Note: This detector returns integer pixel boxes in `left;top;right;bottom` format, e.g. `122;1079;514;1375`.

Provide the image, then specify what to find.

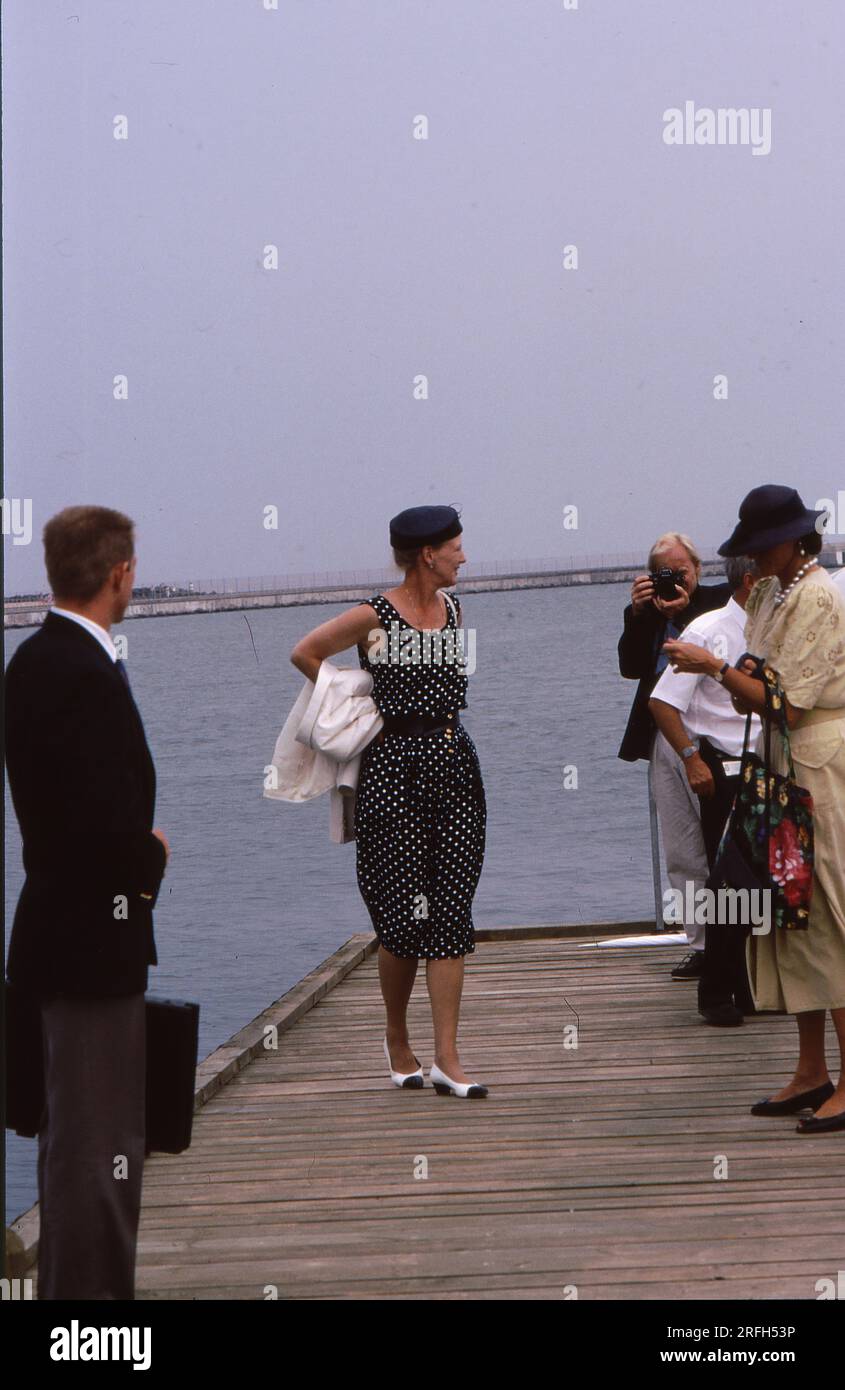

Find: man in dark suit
5;505;170;1299
617;532;731;977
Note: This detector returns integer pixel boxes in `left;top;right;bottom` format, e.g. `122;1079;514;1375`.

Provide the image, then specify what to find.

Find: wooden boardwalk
27;931;845;1300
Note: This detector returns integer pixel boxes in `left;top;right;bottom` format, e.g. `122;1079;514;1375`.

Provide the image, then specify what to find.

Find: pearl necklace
773;557;818;606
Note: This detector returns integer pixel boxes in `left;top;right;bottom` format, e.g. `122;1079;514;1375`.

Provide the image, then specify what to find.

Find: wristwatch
680;743;699;760
712;661;730;683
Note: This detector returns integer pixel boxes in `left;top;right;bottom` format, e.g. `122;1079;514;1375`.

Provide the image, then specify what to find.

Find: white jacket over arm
264;660;383;842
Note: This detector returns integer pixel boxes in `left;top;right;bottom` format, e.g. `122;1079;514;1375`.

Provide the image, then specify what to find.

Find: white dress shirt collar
50;606;118;663
723;595;746;628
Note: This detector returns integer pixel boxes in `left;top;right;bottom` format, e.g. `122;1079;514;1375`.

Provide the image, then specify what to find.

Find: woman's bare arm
662;641;803;729
722;666;802;729
290;603;381;682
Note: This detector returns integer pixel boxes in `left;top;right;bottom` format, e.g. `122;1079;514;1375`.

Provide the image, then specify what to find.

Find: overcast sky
3;0;843;593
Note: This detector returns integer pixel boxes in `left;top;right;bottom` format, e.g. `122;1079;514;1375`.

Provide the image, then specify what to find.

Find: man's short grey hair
648;532;701;571
724;554;759;591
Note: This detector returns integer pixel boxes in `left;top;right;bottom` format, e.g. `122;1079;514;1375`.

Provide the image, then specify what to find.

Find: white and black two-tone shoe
383;1036;424;1089
429;1062;488;1098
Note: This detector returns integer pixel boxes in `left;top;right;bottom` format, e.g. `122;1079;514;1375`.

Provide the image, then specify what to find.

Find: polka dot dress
354;592;486;959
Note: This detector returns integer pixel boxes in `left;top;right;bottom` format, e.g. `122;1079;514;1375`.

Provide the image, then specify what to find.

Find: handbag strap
729;665;798;902
739;710;754;765
762;669;773;850
440;589;459;626
736;661;776;859
761;664;798;781
759;666;801;864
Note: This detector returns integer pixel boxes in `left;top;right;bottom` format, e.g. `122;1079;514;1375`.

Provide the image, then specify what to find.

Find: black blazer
617;581;733;762
5;611;167;997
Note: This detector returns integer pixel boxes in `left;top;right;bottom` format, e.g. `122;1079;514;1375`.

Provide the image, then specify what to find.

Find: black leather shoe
700;1003;744;1027
750;1081;834;1116
671;951;704;980
796;1107;845;1134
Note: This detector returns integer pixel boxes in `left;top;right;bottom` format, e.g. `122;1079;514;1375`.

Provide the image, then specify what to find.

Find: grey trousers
37;992;146;1300
650;731;709;950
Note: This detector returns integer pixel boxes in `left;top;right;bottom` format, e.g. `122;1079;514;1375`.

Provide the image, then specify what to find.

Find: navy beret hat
718;485;825;556
389;505;462;549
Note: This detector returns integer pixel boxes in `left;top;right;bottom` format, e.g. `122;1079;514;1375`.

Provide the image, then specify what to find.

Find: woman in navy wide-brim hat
291;505;489;1098
665;485;845;1134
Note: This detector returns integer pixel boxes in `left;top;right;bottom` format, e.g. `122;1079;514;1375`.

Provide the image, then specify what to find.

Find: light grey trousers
37;992;146;1300
649;731;709;950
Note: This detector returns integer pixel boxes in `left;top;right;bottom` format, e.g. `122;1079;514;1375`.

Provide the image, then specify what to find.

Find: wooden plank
23;932;845;1300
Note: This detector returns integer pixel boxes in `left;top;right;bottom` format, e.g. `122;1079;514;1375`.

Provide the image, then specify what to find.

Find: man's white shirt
651;595;761;757
50;607;117;663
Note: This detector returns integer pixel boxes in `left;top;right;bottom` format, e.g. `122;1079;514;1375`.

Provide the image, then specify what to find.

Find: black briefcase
144;996;200;1154
4;984;200;1155
4;982;44;1139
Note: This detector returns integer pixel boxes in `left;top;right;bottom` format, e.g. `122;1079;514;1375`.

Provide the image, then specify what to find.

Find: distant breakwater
0;560;767;629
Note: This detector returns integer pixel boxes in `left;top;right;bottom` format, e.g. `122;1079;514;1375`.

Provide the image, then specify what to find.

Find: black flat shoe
700;1003;744;1027
671;951;704;980
796;1108;845;1134
750;1081;834;1116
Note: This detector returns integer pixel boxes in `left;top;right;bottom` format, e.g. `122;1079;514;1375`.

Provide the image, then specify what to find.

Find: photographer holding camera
618;533;731;977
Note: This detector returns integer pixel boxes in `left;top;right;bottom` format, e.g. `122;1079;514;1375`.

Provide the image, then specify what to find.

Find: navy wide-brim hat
389;505;462;549
718;485;825;557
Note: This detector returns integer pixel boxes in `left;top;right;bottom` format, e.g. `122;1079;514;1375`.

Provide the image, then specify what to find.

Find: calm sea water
4;582;656;1219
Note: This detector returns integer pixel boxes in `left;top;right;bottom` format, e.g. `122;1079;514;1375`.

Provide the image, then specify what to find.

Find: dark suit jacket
617;581;733;762
5;611;167;997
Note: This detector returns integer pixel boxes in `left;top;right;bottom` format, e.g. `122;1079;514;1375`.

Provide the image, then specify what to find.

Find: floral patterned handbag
708;661;814;929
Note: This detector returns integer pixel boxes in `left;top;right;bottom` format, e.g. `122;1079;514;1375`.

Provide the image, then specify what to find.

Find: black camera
650;566;685;602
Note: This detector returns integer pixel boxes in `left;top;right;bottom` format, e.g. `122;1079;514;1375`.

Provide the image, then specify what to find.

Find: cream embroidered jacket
264;660;383;843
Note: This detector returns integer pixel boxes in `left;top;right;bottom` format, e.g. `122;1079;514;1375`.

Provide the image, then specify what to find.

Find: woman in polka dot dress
290;506;488;1097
